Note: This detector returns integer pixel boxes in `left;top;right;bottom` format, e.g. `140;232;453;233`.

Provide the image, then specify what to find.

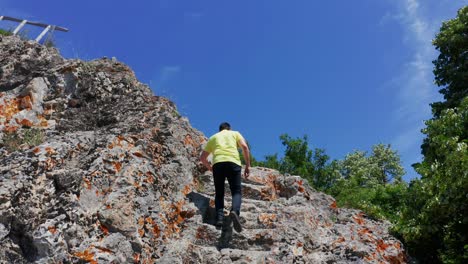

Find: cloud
385;0;462;177
159;66;181;84
150;66;181;95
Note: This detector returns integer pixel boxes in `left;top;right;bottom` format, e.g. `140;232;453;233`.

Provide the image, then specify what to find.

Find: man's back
205;130;244;166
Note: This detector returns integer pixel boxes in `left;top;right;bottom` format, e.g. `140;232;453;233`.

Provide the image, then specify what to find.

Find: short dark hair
219;122;231;131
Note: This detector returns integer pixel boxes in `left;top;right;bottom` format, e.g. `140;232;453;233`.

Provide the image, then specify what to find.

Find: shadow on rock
187;192;217;226
217;215;234;250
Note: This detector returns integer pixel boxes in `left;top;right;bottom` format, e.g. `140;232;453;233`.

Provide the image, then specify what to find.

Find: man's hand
238;138;251;179
200;151;212;172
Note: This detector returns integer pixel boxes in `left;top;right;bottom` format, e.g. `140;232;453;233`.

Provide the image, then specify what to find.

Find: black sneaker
230;211;242;232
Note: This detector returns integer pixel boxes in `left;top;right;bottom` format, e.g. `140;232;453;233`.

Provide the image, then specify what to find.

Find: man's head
219;122;231;131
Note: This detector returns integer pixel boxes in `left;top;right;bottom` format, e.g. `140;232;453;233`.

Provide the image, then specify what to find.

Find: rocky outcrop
0;35;406;263
186;168;406;263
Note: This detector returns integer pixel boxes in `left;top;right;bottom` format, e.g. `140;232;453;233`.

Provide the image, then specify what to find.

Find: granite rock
0;35;406;263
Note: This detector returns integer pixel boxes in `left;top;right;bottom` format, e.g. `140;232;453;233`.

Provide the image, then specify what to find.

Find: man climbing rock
200;122;250;232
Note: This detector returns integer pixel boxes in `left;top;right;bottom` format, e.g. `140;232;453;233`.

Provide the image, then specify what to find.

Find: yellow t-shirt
204;130;244;166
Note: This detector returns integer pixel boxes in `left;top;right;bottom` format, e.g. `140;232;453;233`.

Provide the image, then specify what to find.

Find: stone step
190;223;274;252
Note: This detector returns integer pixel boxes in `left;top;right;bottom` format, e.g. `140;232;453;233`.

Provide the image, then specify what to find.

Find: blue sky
1;0;466;180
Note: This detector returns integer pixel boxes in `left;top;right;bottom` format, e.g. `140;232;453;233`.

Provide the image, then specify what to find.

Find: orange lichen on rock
365;252;377;261
377;239;389;252
43;157;56;170
160;200;191;238
113;162;122;172
297;185;305;193
152;223;161;238
195;226;213;242
38;115;49;127
184;134;194;146
182;185;191;195
2;98;20;121
332;237;346;247
260;186;278;201
394;242;401;249
330;201;338;209
94;246;113;253
145;217;153;225
258;213;277;228
138;217;145;229
358;227;372;236
133;151;144;158
145;171;155;184
258;174;280;201
133;253;141;264
45;147;55;155
353;213;366;225
3;124;18;132
296;179;306;192
17;118;33;127
384;251;407;264
116;135;125;146
47;226;57;234
19;95;32;110
99;224;109;235
83;178;92;190
74;250;97;264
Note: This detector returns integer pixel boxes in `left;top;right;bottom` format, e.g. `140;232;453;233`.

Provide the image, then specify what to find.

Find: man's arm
200;151;212;172
238;138;251;177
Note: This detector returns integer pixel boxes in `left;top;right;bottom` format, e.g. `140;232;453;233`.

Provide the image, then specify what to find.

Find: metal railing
0;15;68;42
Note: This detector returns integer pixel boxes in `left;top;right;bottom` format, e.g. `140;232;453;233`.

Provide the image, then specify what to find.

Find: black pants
213;162;242;216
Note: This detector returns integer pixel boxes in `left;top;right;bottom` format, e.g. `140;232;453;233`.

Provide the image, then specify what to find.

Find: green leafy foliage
392;7;468;263
395;98;468;263
329;145;406;221
256;135;407;221
431;6;468;118
330;179;407;222
256;134;339;191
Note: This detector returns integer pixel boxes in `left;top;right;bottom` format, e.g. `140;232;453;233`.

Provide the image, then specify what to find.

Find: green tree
394;7;468;263
431;6;468;118
340;150;374;186
256;134;338;191
330;145;406;221
278;134;315;177
258;153;281;170
338;144;404;187
369;144;405;184
397;99;468;263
